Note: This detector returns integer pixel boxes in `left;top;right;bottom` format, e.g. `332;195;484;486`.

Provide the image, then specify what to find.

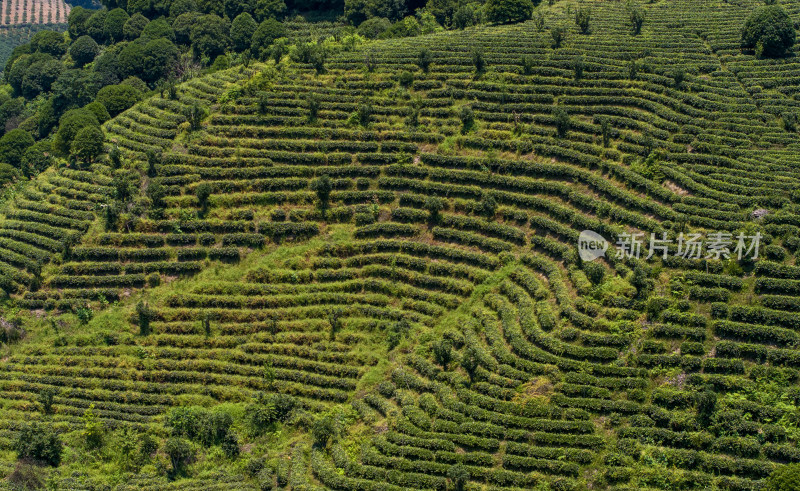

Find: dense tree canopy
0;129;35;168
231;13;258;52
117;41;146;78
252;18;287;58
191;14;231;59
255;0;288;21
68;7;94;38
96;84;141;116
141;38;180;82
123;13;150;40
86;9;109;43
486;0;533;24
345;0;407;25
742;5;796;58
70;36;100;67
170;0;198;17
104;8;130;43
71;126;105;163
30;30;68;57
21;59;63;98
53;109;100;155
84;101;111;124
92;45;123;86
141;18;176;41
51;69;103;115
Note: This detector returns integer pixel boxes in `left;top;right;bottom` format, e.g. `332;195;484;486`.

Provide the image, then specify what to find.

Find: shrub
147;273;161;287
164;437;193;478
167;406;234;447
521;55;534;75
600;118;611;147
196;183;212;216
694;388;717;426
327;307;343;340
387;319;411;349
629;7;645;35
472;48;485;73
575;7;591;34
417;48;433;72
550;25;566;49
741;5;795;58
584;261;605;285
245;393;296;436
448;463;470;491
573;55;584;80
399;70;414;87
672;67;685;88
306;93;320;122
14;423;61;466
479;192;497;219
311;175;332;215
146;149;160;178
425;196;444;226
82;404;104;449
312;414;338;448
460;346;479;382
486;0;533;24
553;106;570;138
357;103;372;127
680;341;705;355
459;105;475;133
188;104;206;131
136;301;152;336
433;338;453;366
38;387;57;415
7;461;43;490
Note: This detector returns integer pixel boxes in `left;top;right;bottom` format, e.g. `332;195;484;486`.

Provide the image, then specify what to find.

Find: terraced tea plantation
1;0;800;489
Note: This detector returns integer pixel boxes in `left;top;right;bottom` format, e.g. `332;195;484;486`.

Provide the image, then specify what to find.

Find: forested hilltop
1;0;800;490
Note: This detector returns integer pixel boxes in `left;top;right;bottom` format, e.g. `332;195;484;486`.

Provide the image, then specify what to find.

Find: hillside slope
1;0;800;489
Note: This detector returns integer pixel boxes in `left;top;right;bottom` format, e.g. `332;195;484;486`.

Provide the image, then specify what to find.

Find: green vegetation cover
0;0;798;489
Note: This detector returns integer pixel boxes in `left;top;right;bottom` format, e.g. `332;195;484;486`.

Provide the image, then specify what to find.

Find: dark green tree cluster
741;5;796;58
